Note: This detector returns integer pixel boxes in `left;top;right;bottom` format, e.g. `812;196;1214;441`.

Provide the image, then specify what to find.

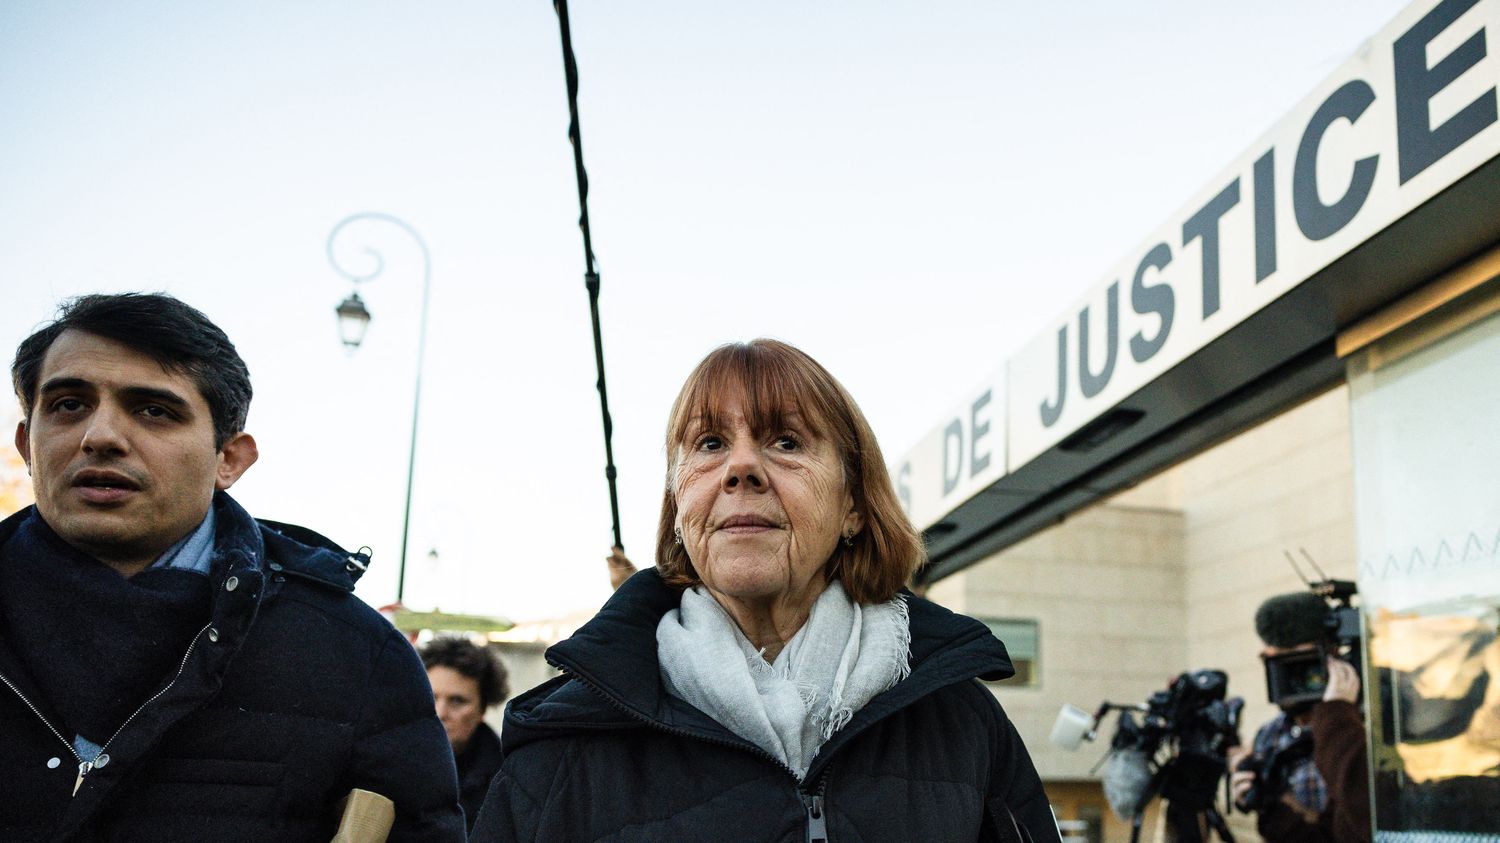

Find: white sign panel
1007;0;1500;468
891;366;1006;531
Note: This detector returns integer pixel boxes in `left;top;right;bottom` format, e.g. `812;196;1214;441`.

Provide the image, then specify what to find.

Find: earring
674;527;683;545
843;530;855;547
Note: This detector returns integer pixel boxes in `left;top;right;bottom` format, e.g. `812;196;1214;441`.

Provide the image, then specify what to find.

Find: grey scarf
657;580;910;780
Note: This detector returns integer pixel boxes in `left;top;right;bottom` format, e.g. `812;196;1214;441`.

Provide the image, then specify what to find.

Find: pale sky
0;1;1412;620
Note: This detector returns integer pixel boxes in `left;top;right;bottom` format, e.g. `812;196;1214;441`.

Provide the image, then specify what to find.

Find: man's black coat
472;569;1061;843
0;493;465;842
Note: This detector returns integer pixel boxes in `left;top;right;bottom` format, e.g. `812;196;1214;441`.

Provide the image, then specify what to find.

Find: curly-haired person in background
420;636;510;834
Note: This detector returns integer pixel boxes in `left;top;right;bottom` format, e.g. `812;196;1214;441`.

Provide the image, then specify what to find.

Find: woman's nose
722;439;765;491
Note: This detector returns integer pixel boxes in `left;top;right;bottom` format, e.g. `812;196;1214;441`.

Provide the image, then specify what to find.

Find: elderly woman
419;636;510;833
474;340;1059;842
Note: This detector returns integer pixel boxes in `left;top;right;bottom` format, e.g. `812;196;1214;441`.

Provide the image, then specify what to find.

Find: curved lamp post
327;212;431;604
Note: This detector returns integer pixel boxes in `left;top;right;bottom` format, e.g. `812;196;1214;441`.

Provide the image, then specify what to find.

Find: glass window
980;618;1039;687
1349;305;1500;840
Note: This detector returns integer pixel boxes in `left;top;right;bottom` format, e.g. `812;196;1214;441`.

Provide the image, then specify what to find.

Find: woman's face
429;665;485;752
673;383;860;602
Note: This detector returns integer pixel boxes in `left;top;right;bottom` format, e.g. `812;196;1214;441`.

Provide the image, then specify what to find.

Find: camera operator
1227;592;1371;843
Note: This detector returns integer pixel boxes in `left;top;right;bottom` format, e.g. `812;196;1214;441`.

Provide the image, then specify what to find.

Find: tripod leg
1203;806;1235;843
1164;802;1207;842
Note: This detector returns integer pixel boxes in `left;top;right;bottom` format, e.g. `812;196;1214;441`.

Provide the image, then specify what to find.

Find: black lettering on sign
1253;149;1277;282
1294;80;1379;241
970;390;993;478
1130;243;1174;363
1039;326;1068;429
942;419;964;495
1395;0;1497;184
1182;179;1241;319
1078;282;1120;399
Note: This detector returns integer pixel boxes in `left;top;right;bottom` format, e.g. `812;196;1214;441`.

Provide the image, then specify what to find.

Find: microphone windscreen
1101;748;1153;821
1254;592;1328;648
1050;704;1094;751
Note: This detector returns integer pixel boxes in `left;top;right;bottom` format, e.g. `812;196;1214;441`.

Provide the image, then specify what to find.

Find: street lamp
326;212;431;604
335;292;372;349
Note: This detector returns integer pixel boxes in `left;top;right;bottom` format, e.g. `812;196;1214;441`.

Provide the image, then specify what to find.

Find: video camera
1261;571;1363;708
1232;726;1313;814
1052;670;1244;843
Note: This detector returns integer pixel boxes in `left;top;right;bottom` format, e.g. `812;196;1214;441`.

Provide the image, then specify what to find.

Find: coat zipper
550;659;838;838
801;766;832;843
0;664;84;771
0;621;213;796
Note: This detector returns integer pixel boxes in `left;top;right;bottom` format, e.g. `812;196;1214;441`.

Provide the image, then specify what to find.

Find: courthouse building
895;0;1500;840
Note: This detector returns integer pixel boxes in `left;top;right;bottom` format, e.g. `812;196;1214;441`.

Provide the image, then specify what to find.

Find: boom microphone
1254;591;1329;648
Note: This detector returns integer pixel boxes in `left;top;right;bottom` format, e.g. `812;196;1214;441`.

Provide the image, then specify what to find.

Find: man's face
14;330;257;574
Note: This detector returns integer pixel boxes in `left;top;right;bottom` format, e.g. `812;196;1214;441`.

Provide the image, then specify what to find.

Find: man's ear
215;432;259;490
14;421;31;473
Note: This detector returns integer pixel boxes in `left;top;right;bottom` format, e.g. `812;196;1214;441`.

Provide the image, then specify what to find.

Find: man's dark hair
11;293;252;449
419;636;510;710
1255;592;1330;649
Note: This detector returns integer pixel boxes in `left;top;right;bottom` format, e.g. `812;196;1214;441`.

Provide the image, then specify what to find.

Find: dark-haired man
1227;592;1371;843
0;293;464;841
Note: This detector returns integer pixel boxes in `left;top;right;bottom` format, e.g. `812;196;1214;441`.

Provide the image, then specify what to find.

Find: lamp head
335;292;371;349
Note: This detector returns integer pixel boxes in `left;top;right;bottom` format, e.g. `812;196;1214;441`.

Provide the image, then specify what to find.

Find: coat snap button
47;757;60;769
268;562;283;572
207;627;220;643
224;576;240;592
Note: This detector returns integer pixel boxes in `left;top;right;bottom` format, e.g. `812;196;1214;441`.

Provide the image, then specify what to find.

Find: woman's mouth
719;515;778;533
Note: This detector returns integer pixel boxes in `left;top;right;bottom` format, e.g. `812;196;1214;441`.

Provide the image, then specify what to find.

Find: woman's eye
697;435;724;451
772;434;800;451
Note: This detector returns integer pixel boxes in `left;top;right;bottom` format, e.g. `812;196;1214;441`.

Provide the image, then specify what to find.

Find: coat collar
507;568;1013;781
0;492;368;593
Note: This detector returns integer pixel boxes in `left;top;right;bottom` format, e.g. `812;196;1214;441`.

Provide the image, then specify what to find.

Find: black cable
554;0;624;550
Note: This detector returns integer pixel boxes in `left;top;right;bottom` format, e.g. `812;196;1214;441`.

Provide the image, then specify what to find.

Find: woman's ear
843;508;864;538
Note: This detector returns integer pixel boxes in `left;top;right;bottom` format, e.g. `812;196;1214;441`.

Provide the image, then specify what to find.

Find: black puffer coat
472;569;1060;842
0;493;465;842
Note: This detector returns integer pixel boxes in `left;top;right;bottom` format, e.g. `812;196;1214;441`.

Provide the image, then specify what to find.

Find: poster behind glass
1350;305;1500;841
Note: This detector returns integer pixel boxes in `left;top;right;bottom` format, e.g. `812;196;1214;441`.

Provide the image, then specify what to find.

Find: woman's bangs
670;343;834;444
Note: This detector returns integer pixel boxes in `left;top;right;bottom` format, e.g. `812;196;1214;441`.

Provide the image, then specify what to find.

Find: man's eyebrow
120;385;191;409
37;376;92;395
38;378;191;410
